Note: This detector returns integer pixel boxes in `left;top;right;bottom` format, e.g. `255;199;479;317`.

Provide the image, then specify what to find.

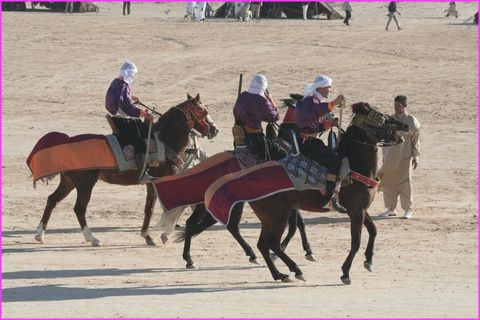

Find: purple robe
105;78;141;117
233;91;279;129
294;96;333;135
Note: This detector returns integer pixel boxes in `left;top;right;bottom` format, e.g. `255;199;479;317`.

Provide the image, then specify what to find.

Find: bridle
174;100;214;135
351;108;403;147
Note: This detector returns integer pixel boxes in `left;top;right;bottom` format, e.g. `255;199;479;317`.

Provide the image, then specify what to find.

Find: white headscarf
247;74;268;97
303;75;332;97
120;61;138;85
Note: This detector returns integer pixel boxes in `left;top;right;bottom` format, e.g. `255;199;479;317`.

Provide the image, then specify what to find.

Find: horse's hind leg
70;172;100;246
267;219;305;281
280;209;316;262
296;211;316;261
35;174;75;243
141;184;157;246
362;212;377;272
280;208;298;251
226;202;259;264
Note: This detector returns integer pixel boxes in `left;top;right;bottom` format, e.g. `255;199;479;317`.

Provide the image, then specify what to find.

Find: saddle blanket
26;131;167;183
26;132;117;182
105;132;165;172
205;154;328;225
155;151;242;211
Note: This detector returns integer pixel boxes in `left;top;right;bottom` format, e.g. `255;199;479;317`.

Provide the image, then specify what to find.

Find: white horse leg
155;206;186;244
34;223;45;243
82;225;101;247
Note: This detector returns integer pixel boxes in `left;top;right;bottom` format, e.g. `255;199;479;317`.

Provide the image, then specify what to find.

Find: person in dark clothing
123;1;131;15
233;74;287;162
343;2;352;26
385;2;401;31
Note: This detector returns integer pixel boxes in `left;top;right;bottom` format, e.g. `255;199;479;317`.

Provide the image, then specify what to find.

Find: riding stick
238;73;243;98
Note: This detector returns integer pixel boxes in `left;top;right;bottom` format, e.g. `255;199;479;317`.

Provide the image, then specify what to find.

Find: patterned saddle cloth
105;132;166;172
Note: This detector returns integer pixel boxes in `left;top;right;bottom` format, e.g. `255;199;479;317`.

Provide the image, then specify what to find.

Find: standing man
385;1;401;30
250;1;262;20
197;1;207;22
343;2;352;26
123;1;131;15
64;1;74;14
301;2;309;20
378;95;421;219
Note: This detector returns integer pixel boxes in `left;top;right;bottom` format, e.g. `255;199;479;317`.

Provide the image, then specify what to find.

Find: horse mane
153;102;191;153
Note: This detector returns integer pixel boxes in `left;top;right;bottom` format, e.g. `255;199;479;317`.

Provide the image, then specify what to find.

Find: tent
214;2;343;20
3;2;99;12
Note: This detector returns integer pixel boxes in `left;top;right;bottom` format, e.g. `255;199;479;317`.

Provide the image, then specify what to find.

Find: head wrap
120;61;138;85
303;75;333;97
247;74;268;97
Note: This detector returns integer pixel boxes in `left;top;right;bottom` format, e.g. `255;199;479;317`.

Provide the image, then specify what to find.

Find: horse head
178;93;219;139
350;102;409;146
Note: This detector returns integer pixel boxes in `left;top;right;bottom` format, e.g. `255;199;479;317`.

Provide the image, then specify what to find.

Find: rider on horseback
233;74;288;162
291;75;347;212
105;61;153;182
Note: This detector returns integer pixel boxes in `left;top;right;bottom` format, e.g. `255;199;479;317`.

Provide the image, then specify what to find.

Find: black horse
203;102;409;283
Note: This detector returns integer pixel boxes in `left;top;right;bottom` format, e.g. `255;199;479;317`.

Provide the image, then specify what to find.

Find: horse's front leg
295;211;316;261
341;209;365;285
141;184;157;246
71;172;100;247
226;202;259;265
362;212;377;271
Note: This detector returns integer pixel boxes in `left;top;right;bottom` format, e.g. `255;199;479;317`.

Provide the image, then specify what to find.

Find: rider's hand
332;95;345;107
132;96;140;104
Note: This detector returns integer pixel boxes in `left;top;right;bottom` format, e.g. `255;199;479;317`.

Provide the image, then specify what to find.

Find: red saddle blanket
205;161;295;225
26;132;117;182
155;151;242;211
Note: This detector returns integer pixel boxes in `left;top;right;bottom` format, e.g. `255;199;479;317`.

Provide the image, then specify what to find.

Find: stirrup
138;169;154;184
331;198;347;214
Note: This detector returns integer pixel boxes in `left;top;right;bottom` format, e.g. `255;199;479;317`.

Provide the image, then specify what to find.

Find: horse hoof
146;239;157;246
340;275;351;285
364;261;373;272
161;233;169;244
34;234;43;243
186;262;197;269
249;257;260;265
91;239;101;247
295;273;306;281
281;276;293;283
305;253;317;262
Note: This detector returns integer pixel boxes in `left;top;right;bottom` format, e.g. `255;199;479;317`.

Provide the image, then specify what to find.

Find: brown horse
31;94;218;246
205;102;409;284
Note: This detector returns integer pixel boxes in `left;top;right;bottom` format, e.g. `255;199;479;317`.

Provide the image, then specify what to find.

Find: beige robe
378;111;421;191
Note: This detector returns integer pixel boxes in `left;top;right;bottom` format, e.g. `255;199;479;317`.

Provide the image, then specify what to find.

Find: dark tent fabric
7;2;99;12
2;2;27;11
214;2;343;19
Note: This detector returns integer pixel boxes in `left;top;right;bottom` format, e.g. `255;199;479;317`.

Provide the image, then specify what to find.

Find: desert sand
1;1;478;318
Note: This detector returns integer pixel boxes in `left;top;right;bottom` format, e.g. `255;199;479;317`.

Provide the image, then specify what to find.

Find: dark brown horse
205;102;409;284
32;94;218;246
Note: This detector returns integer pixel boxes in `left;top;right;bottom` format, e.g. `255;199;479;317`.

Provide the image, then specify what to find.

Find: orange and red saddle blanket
26;132;117;182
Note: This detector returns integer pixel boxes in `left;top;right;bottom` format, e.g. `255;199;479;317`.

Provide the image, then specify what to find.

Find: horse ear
195;93;200;102
187;93;193;100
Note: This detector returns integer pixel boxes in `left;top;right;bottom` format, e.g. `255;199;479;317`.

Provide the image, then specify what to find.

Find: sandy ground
1;1;478;318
